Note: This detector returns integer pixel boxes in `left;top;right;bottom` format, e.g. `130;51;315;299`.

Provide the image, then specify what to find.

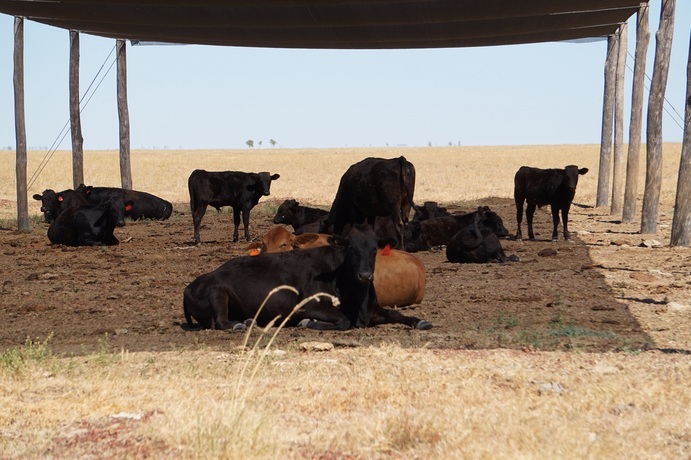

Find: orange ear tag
125;204;133;212
57;195;63;202
382;244;391;256
249;248;261;256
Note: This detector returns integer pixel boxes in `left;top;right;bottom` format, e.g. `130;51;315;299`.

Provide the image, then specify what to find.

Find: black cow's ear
579;168;589;175
32;194;42;201
271;173;280;180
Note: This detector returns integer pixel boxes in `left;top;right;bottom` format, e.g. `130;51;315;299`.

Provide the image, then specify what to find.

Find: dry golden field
1;144;690;459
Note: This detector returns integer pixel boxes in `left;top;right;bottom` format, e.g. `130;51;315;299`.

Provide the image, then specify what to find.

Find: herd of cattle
33;156;588;332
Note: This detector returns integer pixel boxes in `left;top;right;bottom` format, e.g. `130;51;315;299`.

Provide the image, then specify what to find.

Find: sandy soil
2;196;689;356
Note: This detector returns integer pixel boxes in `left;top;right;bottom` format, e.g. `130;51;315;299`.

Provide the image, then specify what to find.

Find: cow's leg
241;207;252;241
208;289;245;330
191;203;207;244
525;202;537;240
550;205;561;242
561;205;571;241
295;307;351;330
231;206;241;242
368;306;432;330
515;197;524;241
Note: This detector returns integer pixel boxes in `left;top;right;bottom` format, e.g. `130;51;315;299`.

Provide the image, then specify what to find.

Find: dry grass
1;144;689;458
0;143;683;221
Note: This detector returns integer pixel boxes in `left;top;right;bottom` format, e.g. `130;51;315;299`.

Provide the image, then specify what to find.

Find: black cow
410;206;510;250
33;189;87;223
47;196;132;246
272;199;328;232
514;165;589;242
183;225;431;331
321;156;415;249
188;169;280;244
76;184;173;221
446;209;519;263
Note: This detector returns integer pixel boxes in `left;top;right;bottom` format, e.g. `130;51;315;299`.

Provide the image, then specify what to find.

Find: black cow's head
251;172;280;196
32;189;59;222
273;199;297;224
339;225;378;327
478;206;510;238
100;197;133;228
564;165;589;191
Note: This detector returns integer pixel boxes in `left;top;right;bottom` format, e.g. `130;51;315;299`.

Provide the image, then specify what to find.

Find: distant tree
246;140;254;148
428;141;432;147
258;140;263;148
270;139;277;148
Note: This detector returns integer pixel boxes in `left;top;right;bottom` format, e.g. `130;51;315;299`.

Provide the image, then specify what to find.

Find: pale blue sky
0;1;689;150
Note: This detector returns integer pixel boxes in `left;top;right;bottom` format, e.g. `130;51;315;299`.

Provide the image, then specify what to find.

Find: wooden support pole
611;23;628;216
596;34;618;207
14;17;28;232
623;4;651;223
670;31;691;247
116;39;132;190
641;0;675;234
69;30;84;189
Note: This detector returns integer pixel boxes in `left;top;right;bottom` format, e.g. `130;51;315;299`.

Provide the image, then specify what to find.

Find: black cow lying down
33;188;87;223
183;225;432;331
47;196;132;246
514;165;588;242
188;169;280;244
272;199;328;233
76;184;173;221
406;206;509;252
446;208;519;264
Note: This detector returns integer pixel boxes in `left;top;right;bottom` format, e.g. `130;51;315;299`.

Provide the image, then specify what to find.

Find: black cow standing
188;169;280;244
47;196;132;246
183;225;431;331
321;156;415;249
33;189;87;223
514;165;589;242
446;208;519;263
272;199;328;232
76;184;173;221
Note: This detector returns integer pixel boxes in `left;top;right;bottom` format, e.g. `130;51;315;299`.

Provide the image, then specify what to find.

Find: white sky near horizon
0;1;689;151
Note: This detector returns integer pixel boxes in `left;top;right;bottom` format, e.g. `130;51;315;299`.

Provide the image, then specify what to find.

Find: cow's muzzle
356;271;374;284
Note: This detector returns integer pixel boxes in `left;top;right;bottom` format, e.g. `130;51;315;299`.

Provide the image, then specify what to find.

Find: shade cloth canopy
0;0;645;49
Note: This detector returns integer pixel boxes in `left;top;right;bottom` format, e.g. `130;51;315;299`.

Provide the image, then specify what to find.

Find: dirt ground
1;197;690;356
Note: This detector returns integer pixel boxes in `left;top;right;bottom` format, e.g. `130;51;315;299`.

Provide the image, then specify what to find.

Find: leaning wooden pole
596;34;618;207
69;30;84;189
641;0;675;234
670;31;691;247
623;5;651;223
14;17;28;232
116;39;132;190
611;23;628;216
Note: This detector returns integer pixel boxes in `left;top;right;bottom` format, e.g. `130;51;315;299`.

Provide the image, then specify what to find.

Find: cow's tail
398;156;416;224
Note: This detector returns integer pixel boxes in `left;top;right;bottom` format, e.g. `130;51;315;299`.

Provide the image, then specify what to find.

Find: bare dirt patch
2;196;689;356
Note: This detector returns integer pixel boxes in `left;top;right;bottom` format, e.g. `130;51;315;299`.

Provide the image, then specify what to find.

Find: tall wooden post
670;31;691;247
596;34;618;207
623;5;651;223
641;0;675;234
611;23;628;216
69;30;84;189
116;39;132;190
14;17;28;232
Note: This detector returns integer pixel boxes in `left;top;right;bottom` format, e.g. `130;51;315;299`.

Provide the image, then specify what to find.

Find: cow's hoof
232;323;248;331
297;319;314;328
243;319;256;327
515;237;523;242
415;320;432;330
551;238;559;243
